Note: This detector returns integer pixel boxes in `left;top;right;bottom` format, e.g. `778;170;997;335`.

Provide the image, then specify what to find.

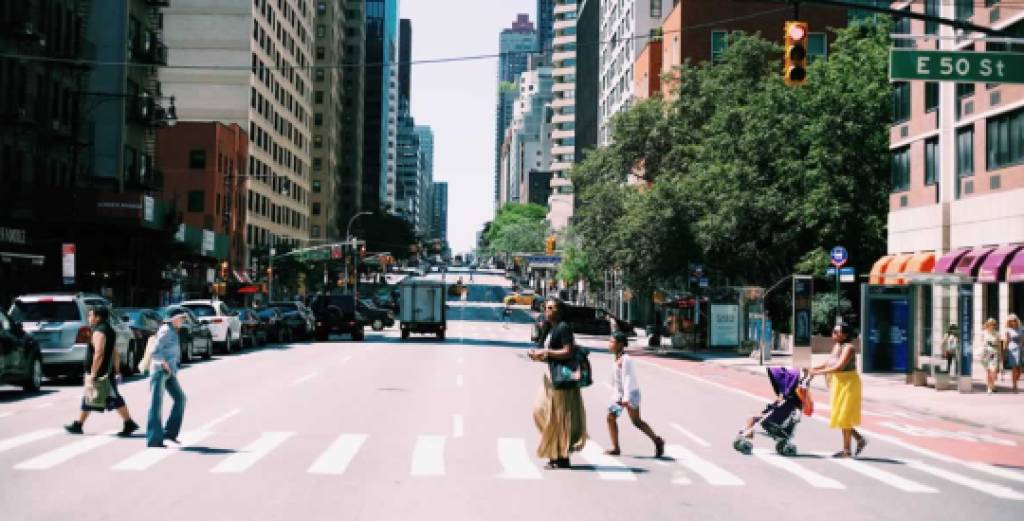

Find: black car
310;294;364;341
157;306;215;362
255;308;291;343
358;299;394;331
267;302;314;339
0;309;43;392
237;309;265;347
530;304;636;342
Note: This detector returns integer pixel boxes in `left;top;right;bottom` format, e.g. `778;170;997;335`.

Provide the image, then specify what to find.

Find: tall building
547;0;577;232
500;65;553;207
494;14;536;205
162;0;316;264
597;0;674;145
363;0;399;213
339;0;366;231
395;97;421;229
576;0;600;159
537;0;555;58
416;125;436;238
431;181;448;245
311;0;348;241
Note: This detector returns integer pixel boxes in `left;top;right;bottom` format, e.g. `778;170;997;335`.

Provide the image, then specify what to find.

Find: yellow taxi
503;290;540;308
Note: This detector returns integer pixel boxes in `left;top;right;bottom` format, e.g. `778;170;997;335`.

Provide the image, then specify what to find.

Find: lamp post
345;211;372;295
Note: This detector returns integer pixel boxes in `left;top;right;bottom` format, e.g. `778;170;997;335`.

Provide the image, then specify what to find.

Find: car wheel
401;329;410;340
224;332;233;354
201;337;212;359
353;329;364;341
123;342;136;375
372;319;384;331
23;356;43;392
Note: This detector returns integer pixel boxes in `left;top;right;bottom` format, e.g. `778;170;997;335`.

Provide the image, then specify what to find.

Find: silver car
9;293;133;377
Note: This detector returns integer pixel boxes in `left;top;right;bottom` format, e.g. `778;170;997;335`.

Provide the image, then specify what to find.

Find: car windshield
181;304;216;317
117;309;144;322
10;300;81;322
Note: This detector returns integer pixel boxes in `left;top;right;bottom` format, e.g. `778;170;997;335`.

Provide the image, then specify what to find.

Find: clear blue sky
401;0;537;255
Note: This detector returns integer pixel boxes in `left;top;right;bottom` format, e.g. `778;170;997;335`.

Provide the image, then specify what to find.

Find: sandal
831;450;851;458
604;448;621;456
854;437;868;457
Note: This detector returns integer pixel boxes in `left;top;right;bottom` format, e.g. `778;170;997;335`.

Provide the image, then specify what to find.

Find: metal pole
269;246;275;302
835;268;841;326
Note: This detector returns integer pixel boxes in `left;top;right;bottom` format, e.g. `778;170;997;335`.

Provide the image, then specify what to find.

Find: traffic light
783;21;809;86
545;236;556;255
219;261;229;280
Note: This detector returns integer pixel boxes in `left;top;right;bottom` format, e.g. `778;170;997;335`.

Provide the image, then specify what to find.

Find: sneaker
117;420;139;438
146;443;167;448
854;437;868;457
63;421;83;435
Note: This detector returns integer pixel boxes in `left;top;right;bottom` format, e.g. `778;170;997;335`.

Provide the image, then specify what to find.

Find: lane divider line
195;408;242;432
291;372;318;386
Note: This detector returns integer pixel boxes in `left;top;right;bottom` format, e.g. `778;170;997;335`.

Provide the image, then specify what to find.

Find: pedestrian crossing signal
784;21;809;86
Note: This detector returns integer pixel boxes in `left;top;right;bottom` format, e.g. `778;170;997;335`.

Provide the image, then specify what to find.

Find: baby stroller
733;368;813;457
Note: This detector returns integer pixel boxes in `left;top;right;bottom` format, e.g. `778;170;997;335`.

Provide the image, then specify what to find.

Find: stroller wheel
734;438;753;455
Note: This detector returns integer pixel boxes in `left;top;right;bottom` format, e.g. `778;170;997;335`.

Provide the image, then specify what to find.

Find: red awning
954;247;996;277
1008;249;1024;283
935;248;970;273
978;244;1024;283
237;285;261;294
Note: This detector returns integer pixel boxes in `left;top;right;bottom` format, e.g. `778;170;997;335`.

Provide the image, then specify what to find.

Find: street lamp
345;211;372;296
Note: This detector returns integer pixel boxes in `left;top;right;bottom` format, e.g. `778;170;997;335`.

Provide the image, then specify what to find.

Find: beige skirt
533;373;588;460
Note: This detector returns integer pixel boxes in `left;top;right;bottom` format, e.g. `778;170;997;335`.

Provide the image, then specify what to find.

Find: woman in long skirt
810;322;866;458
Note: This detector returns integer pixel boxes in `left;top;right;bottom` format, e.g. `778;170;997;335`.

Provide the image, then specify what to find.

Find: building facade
416;125;435;238
575;0;600;159
547;0;578;232
537;0;555;58
501;65;553;207
311;0;348;241
339;0;366;231
494;14;537;204
431;181;448;245
363;0;399;213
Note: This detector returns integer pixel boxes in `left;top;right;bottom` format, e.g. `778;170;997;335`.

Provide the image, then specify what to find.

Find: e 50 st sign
890;49;1024;84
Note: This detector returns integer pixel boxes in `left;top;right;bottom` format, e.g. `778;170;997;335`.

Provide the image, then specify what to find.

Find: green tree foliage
572;21;891;290
557;226;599;286
485;203;549;255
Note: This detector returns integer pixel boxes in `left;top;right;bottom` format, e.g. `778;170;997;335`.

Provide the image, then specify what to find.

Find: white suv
179;300;242;353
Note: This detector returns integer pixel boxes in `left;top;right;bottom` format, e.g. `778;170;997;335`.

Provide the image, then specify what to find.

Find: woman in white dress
1003;314;1022;393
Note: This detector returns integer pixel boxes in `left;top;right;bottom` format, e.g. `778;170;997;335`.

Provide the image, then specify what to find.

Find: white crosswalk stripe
819;453;938;493
665;444;744;486
903;459;1024;501
497;438;542;480
752;449;845;489
14;431;119;470
963;461;1024;484
0;429;60;454
579;441;637;481
307;434;367;475
411;435;446;476
111;431;214;471
211;432;294;473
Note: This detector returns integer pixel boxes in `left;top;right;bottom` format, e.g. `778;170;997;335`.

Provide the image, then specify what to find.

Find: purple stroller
733;367;811;456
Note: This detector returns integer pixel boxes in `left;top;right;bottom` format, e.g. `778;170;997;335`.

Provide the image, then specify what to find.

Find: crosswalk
1;426;1022;501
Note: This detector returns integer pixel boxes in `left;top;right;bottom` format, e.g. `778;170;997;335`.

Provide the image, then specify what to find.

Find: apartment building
363;0;399;213
432;181;448;245
416;125;435;238
547;0;578;232
310;0;348;241
162;0;316;264
339;0;366;230
495;14;537;205
501;65;553;207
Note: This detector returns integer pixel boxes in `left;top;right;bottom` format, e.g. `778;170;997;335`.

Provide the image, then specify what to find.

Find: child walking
605;331;665;457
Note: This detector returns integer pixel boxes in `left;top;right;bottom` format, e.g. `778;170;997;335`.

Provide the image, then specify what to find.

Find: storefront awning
978;244;1024;283
881;253;915;285
935;248;970;273
901;252;936;284
954;247;996;277
869;255;894;285
1007;249;1024;283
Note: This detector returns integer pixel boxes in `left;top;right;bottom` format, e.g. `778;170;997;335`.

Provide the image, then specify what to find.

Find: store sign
144;196;154;222
0;226;27;244
62;243;75;286
202;230;215;254
709;304;739;347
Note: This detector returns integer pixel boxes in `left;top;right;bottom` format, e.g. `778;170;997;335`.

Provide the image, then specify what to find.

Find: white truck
399;279;447;340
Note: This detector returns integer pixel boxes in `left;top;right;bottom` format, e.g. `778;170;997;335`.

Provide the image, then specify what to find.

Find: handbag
548;344;593;389
84;376;112;409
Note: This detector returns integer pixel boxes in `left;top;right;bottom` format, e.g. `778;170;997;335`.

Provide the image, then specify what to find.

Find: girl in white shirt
605;331;665;457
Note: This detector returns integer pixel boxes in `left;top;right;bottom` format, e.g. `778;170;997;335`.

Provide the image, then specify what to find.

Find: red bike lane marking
634;353;1024;468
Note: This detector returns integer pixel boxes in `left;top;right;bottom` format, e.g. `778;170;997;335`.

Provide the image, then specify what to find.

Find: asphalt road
1;312;1022;520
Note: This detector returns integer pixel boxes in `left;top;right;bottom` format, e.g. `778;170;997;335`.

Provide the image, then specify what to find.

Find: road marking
456;375;464;387
497;438;542;480
818;453;937;493
671;423;711;448
903;459;1024;501
291;372;318;386
14;431;119;470
752;449;845;489
964;462;1024;484
111;431;213;471
307;434;367;475
211;432;293;473
0;411;12;419
579;441;637;481
411;435;445;476
195;408;241;432
665;444;743;486
670;471;693;485
453;414;464;438
0;429;60;454
457;356;464;364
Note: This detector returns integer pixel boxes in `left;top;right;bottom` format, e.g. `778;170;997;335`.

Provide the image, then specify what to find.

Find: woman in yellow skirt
528;297;588;469
809;322;867;458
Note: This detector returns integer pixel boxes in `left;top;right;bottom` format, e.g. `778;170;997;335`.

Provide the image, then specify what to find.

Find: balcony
137;33;168;65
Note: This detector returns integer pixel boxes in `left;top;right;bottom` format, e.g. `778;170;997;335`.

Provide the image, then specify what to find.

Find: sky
400;0;537;255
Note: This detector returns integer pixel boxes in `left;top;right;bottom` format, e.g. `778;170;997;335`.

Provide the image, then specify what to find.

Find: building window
311;225;321;238
315;69;325;82
314;113;323;126
650;0;662;18
187;191;205;212
312;158;322;171
124;146;138;180
808;33;827;63
317;24;326;38
312;180;321;193
956;83;975;99
890;146;910;192
925;0;939;35
957;125;974;177
955;0;973;21
188;149;207;169
987;107;1024;170
313;136;323;148
893;11;912;48
892;82;910;123
925;137;939;185
710;31;727;63
312;203;321;215
316;46;325;59
925;82;939;112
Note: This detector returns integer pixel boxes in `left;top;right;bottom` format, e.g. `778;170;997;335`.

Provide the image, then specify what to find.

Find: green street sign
890;49;1024;84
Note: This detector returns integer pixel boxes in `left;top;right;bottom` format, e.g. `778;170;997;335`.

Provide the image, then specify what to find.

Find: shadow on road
0;388;59;403
570;464;651;474
182;446;239;455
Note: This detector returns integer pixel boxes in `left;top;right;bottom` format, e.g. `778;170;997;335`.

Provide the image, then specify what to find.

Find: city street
2;312;1022;520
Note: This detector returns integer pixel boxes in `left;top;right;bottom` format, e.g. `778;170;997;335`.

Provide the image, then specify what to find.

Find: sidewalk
635;339;1024;436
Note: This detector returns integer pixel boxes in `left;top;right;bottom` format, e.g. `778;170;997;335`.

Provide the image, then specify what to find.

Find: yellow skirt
828;371;862;430
533;373;588;460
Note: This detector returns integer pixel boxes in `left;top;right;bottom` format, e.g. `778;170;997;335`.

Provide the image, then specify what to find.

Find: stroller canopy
767;367;801;396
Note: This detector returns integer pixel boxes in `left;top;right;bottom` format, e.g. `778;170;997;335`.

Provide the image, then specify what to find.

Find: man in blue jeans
147;312;187;448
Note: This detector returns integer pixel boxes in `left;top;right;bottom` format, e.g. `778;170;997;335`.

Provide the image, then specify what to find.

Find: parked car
255;307;291;343
116;308;162;364
0;309;44;391
157;306;215;362
309;294;364;341
9;293;134;377
237;309;265;347
357;299;394;331
267;301;314;339
179;300;242;353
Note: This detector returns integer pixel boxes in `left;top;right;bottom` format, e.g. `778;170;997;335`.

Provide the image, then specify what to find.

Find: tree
484;203;549;255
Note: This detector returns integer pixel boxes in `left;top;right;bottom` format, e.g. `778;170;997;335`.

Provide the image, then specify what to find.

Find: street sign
699;277;709;288
840;267;855;283
826;267;837;277
830;246;848;267
890;49;1024;84
61;243;75;286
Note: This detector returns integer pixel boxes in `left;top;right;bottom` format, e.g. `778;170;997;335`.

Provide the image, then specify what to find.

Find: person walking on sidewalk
528;296;588;469
1003;314;1022;393
604;331;665;458
146;312;188;448
64;307;140;437
980;318;1002;394
809;322;866;458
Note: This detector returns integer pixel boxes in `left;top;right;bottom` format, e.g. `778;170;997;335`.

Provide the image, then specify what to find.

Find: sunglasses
545;306;556;310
